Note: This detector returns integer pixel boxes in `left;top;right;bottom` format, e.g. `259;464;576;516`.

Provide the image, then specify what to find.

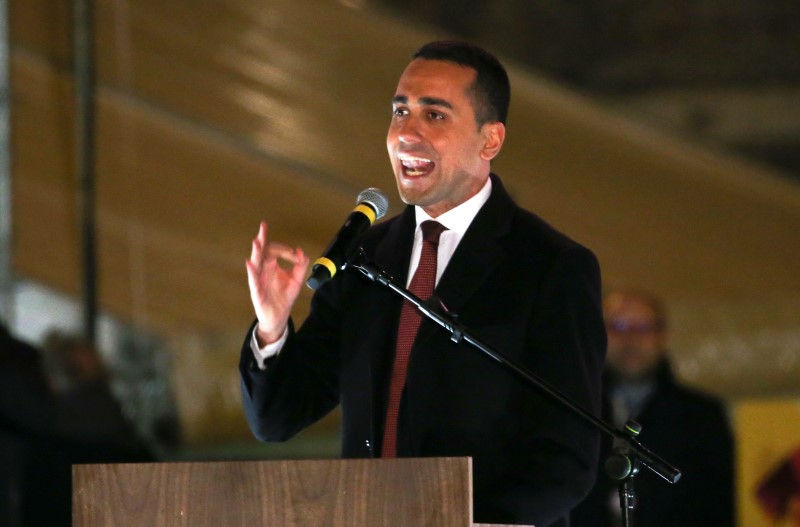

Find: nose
396;117;422;145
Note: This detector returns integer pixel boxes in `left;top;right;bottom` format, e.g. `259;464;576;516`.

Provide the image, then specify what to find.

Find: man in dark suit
240;41;606;526
570;290;734;527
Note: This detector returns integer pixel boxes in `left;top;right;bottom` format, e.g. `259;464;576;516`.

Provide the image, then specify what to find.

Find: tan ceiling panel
9;0;800;396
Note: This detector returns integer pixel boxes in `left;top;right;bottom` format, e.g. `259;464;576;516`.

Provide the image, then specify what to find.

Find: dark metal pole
74;0;98;344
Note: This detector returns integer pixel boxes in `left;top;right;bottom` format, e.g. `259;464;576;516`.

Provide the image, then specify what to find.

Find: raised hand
245;221;310;346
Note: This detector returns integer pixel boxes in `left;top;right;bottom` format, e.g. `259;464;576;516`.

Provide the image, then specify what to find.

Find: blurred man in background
1;324;153;527
572;289;735;527
42;331;150;452
0;323;57;527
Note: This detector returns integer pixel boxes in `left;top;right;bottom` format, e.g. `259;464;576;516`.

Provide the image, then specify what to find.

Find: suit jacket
241;175;607;526
570;360;735;527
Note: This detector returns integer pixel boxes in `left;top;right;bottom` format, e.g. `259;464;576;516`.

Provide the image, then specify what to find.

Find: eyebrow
392;95;453;110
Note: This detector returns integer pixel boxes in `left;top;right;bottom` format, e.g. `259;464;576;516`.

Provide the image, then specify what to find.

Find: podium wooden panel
73;457;474;527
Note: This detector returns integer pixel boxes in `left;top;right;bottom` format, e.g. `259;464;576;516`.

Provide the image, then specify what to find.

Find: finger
290;248;310;284
245;259;263;291
250;221;268;264
249;222;268;265
258;221;268;247
296;247;309;266
245;260;267;320
245;260;260;301
245;258;256;281
250;237;263;266
267;243;306;264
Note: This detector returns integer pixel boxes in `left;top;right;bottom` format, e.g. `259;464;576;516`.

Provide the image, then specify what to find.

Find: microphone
306;188;389;290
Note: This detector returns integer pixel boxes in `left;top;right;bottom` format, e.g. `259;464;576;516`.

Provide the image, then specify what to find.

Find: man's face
604;293;667;380
386;58;504;218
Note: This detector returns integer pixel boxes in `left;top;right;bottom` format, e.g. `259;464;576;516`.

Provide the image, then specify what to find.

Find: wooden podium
73;457;531;526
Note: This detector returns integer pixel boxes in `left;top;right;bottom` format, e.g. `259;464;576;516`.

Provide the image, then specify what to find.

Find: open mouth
398;153;435;177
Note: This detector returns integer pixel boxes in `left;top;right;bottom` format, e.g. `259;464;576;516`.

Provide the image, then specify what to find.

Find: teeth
398;154;432;168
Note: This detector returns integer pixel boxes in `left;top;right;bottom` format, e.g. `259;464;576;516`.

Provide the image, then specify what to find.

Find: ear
479;122;506;161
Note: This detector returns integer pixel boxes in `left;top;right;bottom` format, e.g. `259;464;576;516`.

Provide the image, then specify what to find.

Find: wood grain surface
73;458;473;527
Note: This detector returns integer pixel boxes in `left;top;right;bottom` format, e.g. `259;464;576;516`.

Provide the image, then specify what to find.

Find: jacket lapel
434;174;515;314
372;205;416;286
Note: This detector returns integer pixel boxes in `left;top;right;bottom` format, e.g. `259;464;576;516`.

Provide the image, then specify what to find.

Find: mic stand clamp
604;420;644;527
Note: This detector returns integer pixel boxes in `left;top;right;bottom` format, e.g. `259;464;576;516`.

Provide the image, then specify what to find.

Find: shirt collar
413;176;493;236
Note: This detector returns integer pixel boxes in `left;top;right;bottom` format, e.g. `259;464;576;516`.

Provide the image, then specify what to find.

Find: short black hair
412;41;510;127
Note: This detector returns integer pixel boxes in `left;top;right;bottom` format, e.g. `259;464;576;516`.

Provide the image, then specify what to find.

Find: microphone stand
347;252;681;527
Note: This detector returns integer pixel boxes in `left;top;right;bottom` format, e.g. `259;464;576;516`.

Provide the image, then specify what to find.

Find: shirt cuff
250;325;289;370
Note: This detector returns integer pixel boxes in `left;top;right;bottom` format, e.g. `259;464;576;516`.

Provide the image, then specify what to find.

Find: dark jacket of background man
571;290;735;527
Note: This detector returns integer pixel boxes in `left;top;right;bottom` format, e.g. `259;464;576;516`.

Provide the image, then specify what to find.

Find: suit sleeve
239;278;344;442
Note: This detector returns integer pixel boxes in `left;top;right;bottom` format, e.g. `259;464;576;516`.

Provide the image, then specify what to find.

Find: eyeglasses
605;319;663;334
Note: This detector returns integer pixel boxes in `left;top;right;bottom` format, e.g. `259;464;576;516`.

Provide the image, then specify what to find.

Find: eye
392;107;408;117
428;111;445;120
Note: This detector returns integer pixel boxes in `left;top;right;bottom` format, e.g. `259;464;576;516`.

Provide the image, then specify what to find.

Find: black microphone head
357;188;389;220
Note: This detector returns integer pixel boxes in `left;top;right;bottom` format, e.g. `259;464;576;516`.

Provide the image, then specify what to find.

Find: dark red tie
382;220;448;458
